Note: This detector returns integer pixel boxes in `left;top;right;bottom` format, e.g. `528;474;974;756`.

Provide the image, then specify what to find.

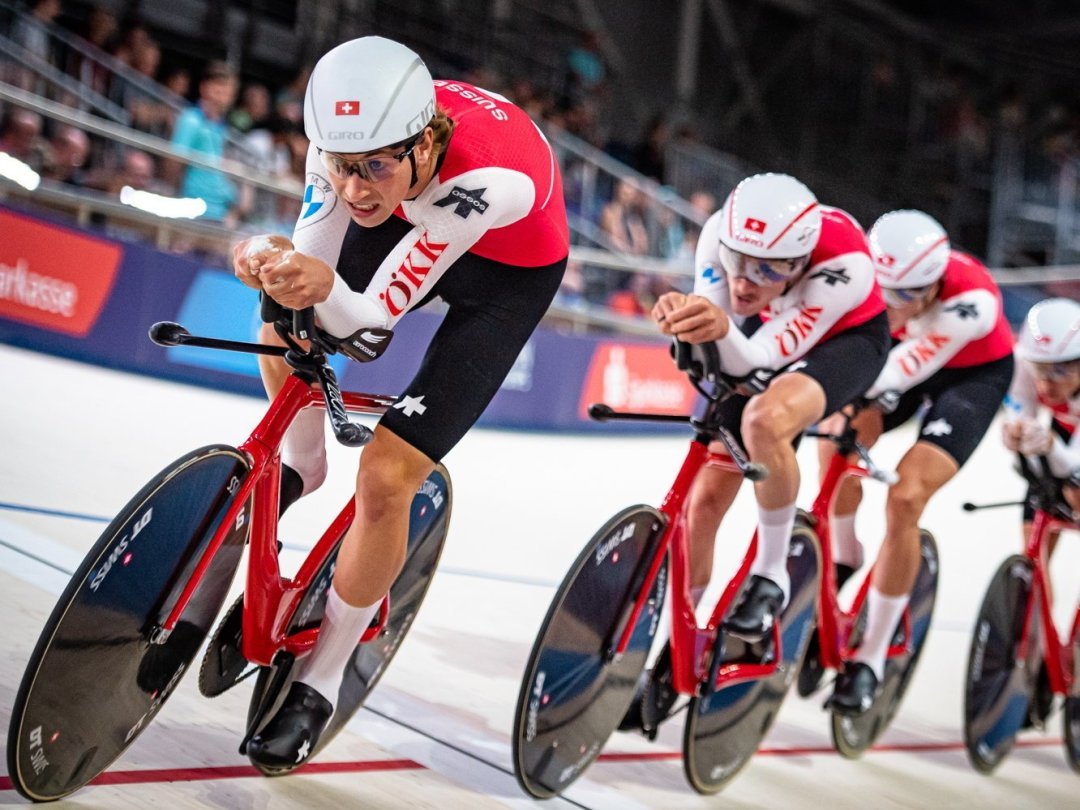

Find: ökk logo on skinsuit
378;233;449;316
434;186;489;219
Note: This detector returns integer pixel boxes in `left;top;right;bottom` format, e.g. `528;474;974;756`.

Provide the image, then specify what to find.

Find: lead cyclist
231;36;568;769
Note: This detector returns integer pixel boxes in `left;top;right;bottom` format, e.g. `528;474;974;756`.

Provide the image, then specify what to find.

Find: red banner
0;210;122;336
579;343;697;416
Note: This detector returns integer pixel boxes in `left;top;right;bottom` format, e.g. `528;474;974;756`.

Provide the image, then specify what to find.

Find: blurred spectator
275;64;312;123
242;114;303;228
8;0;61;92
607;272;669;318
68;4;117;97
229;84;271;134
85;148;165;194
634;115;670;182
168;60;242;223
0;109;45;165
599;179;648;255
564;30;605;107
40;125;89;184
111;19;154;68
113;40;173;136
677;189;716;258
10;0;60;61
162;65;192;101
553;259;587;311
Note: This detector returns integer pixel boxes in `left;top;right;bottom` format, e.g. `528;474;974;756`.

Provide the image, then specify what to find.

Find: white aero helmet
1015;297;1080;363
869;209;950;289
718;173;821;260
304;36;436;154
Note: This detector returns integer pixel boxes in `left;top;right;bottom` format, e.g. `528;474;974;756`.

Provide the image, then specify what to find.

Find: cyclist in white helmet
231;36;568;768
817;209;1014;715
1003;297;1080;516
999;296;1080;727
627;173;890;731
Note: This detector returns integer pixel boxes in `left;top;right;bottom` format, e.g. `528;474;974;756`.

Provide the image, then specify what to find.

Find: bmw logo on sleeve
298;173;336;228
434;186;489;219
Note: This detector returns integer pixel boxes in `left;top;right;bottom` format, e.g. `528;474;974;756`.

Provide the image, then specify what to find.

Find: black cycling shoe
246;681;333;771
618;645;676;738
825;661;880;716
723;575;785;643
278;464;305;518
797;563;858;697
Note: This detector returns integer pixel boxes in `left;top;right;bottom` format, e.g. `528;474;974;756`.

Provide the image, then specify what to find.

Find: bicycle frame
808;446;911;673
150;372;395;666
609;438;779;697
1020;507;1079;697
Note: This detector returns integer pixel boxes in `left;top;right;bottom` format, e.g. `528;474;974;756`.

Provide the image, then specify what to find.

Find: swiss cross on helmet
718;173;822;260
869;210;950;289
1016;297;1080;364
304;36;436;154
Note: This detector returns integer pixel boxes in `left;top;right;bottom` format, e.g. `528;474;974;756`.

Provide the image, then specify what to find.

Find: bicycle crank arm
149;322;289;356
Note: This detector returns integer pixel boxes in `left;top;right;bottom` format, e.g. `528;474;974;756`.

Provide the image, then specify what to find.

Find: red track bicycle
7;305;452;802
796;409;940;756
963;455;1080;773
512;342;822;796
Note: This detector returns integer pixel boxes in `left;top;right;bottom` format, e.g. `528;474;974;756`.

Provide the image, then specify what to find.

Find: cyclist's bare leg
855;441;957;677
295;428;433;696
334;425;436;606
247;427;435;768
740;373;826;596
257;323;327;495
686;464;744;593
817;408;884;568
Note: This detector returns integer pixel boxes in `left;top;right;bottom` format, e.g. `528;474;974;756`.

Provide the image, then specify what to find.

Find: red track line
0;738;1066;792
596;737;1065;763
0;758;424;792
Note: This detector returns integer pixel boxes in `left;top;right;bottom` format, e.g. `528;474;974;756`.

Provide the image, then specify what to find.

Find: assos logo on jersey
378;233;449;316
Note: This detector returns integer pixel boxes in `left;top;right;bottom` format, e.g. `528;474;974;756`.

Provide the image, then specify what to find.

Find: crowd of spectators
0;3;714;320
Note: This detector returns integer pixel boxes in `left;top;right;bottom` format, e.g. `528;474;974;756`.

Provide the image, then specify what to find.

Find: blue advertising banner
0;203;693;432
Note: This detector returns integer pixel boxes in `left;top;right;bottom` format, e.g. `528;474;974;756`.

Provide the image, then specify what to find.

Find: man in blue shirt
170;61;240;222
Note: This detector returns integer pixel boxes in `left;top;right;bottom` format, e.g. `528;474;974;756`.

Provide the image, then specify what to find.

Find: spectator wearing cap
167;60;241;223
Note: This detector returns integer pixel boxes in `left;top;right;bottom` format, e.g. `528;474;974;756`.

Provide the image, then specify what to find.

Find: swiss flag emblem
879;254;896;267
335;100;360;115
744;217;766;233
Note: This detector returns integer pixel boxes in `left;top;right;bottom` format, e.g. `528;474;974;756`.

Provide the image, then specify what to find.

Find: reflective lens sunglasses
882;284;935;307
1030;360;1080;381
719;244;808;287
316;136;420;183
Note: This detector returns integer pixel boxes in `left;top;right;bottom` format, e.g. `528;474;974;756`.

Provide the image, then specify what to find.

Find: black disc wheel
832;530;939;758
513;506;667;799
683;524;821;794
1065;657;1080;775
246;464;452;775
7;446;250;802
963;554;1041;774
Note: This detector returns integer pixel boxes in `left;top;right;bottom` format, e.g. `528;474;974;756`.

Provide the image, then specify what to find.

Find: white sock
832;513;864;569
296;585;381;707
854;587;910;681
282;407;328;495
750;503;796;603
